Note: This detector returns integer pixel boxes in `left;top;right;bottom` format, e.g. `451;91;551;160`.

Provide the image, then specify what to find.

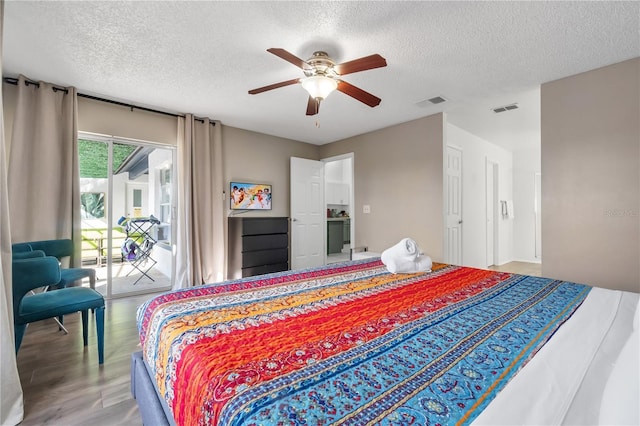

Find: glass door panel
79;139;109;288
111;141;173;296
79;136;174;297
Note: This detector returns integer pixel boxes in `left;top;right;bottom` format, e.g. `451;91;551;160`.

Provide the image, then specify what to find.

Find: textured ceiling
3;1;639;146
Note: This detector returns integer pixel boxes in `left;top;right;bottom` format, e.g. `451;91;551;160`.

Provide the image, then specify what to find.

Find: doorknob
458;220;463;224
292;218;298;222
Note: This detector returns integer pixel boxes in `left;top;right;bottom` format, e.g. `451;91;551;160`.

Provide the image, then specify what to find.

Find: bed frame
131;351;173;425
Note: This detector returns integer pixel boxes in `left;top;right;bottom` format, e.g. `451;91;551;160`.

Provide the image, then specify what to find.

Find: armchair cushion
59;268;96;290
17;286;104;325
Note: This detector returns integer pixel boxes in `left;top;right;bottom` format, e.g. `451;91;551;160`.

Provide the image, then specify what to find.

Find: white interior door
445;146;463;265
290;157;325;270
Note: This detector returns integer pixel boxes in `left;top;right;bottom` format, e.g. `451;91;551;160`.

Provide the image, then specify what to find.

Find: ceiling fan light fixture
301;75;338;100
249;48;386;115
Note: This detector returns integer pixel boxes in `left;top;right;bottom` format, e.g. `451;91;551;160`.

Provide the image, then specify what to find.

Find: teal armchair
13;239;98;333
12;255;105;364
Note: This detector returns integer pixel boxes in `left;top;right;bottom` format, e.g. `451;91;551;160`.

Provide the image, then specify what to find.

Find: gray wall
541;58;639;292
78;97;178;145
320;114;444;261
221;125;319;218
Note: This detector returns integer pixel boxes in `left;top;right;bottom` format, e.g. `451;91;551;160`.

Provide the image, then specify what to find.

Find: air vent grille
493;103;519;113
415;96;447;108
428;96;447;104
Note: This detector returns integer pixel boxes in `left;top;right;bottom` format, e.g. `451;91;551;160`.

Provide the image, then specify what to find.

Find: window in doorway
132;188;143;217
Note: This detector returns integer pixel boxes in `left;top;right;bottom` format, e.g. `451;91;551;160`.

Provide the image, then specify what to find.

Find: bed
131;259;639;425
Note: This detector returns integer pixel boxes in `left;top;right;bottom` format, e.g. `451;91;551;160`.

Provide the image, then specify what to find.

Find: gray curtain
7;75;80;265
175;115;225;288
0;1;25;424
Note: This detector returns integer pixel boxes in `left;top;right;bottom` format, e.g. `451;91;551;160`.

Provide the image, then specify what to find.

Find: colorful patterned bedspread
136;260;590;425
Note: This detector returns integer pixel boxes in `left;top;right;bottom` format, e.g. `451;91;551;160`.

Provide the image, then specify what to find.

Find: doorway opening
78;133;176;298
289;154;355;270
323;153;354;264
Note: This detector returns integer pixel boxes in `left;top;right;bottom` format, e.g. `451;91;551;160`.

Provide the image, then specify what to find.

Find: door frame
485;158;500;267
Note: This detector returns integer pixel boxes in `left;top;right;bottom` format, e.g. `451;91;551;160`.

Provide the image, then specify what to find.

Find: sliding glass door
79;134;175;297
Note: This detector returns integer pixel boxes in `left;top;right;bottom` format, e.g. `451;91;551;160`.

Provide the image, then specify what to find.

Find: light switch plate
363;204;371;214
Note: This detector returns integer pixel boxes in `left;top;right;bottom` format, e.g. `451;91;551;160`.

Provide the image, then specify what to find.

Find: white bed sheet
473;287;639;425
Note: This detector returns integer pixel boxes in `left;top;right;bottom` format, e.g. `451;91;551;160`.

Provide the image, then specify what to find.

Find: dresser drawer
242;262;289;278
241;218;288;235
242;234;288;251
241;248;288;268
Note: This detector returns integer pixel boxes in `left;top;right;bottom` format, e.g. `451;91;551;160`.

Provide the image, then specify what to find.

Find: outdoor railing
81;228;143;266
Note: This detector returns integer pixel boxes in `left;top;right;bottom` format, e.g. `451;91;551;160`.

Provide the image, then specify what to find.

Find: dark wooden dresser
227;217;289;279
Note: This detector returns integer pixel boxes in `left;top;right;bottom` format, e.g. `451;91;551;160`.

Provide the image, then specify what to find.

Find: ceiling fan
248;48;387;116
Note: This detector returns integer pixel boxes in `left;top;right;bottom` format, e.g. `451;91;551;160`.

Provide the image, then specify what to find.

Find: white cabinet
326;183;349;205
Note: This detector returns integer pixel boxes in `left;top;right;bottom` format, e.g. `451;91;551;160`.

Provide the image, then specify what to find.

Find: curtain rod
3;77;216;124
78;92;183;118
3;76;69;94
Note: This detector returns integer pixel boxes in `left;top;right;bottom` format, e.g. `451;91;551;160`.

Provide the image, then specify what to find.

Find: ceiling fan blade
337;80;382;107
334;54;387;75
306;97;319;116
248;78;300;95
267;48;312;71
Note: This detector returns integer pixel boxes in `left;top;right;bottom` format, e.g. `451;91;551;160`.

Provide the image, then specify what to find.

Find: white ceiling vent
416;96;447;108
493;103;519;113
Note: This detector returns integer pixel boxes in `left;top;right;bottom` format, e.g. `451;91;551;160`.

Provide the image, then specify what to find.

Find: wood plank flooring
15;293;154;425
15;261;542;425
488;260;542;276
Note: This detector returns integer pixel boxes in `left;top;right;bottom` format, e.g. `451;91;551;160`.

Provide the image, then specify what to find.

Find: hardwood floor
15;293;156;425
488;260;542;277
